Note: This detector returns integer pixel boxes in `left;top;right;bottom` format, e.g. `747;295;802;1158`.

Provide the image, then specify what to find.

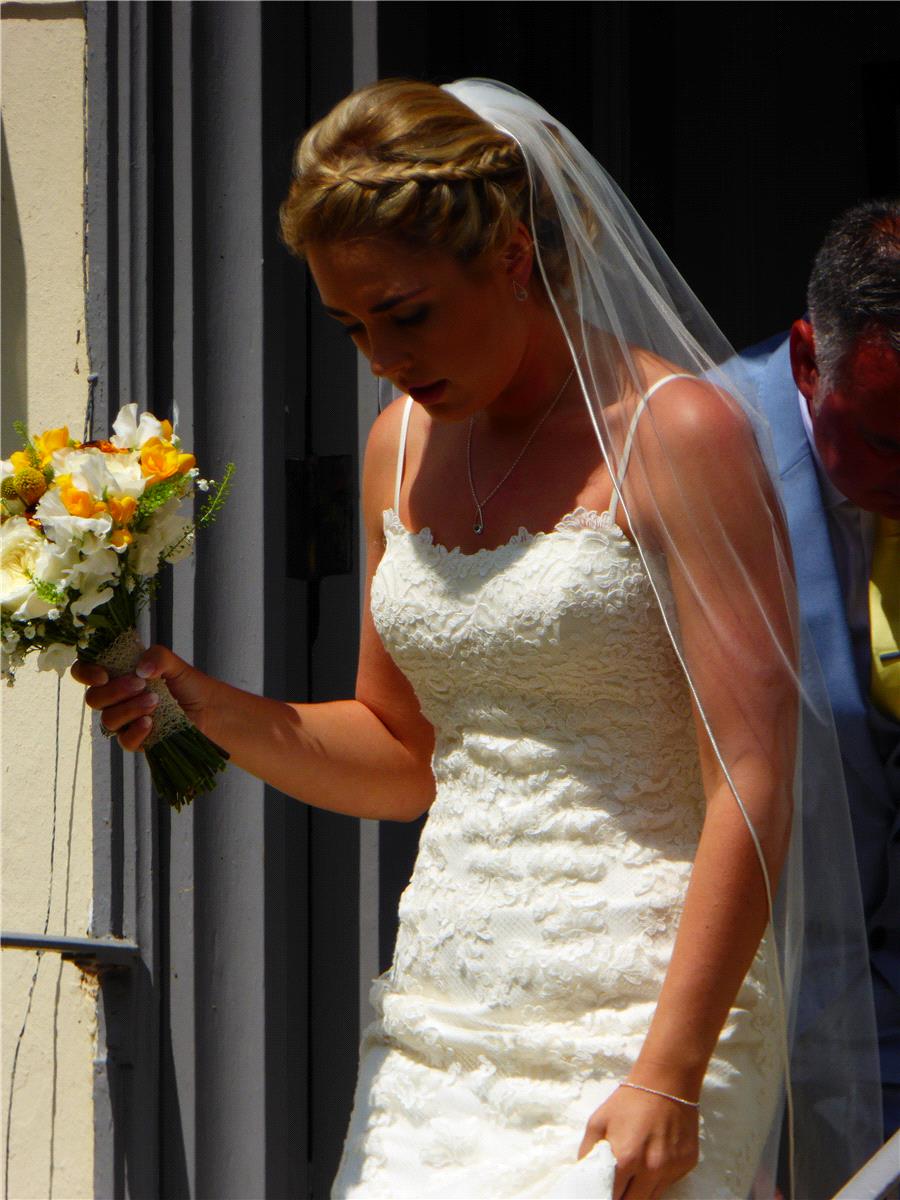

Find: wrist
627;1053;706;1104
181;664;225;743
619;1081;700;1110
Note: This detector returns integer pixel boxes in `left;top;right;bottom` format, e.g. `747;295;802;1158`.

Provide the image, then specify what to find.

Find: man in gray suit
740;199;899;1136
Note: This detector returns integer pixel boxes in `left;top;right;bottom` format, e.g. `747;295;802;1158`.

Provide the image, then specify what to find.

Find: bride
74;79;879;1197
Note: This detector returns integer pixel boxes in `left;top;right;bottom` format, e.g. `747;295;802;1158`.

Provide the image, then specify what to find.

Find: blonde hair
279;79;530;265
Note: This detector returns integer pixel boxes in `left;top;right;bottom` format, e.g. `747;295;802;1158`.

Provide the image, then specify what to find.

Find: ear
499;221;535;288
789;319;819;411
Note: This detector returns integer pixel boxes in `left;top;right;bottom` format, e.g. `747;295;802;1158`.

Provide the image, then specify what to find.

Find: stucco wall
1;4;96;1197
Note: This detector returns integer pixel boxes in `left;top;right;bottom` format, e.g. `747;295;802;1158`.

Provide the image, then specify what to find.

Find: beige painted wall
1;4;96;1198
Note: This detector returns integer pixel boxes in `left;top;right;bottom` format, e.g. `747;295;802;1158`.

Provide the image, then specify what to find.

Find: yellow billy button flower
107;494;138;527
12;467;47;507
55;474;108;519
33;426;71;467
140;438;196;485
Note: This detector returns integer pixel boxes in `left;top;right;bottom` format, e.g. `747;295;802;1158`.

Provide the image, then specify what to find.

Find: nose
367;332;412;380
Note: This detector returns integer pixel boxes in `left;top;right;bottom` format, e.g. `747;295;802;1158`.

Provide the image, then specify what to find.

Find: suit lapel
762;343;886;799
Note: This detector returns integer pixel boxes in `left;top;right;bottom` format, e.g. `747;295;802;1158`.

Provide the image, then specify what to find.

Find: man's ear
500;221;535;289
789;319;819;410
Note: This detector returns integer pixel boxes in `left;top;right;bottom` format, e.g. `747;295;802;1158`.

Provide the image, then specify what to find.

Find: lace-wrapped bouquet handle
1;404;233;809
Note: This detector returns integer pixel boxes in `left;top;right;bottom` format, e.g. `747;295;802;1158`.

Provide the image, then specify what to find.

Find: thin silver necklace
466;367;574;535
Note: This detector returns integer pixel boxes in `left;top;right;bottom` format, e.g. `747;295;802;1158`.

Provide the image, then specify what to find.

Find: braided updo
279;79;531;266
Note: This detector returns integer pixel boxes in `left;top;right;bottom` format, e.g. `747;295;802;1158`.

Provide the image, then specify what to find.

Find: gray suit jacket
740;332;900;1016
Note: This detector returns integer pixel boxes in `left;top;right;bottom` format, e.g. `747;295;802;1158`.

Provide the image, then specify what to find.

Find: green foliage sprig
12;421;40;468
198;462;235;528
134;476;189;527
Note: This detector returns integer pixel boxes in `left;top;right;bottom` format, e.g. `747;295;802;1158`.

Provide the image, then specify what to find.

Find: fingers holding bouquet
73;644;211;753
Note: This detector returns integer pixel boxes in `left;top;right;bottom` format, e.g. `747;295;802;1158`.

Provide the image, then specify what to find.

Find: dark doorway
379;1;900;350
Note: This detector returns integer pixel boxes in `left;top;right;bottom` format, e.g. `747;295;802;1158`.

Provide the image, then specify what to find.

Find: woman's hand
72;646;215;752
578;1085;699;1200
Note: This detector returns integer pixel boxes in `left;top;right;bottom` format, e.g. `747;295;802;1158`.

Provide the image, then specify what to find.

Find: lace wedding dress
332;394;782;1199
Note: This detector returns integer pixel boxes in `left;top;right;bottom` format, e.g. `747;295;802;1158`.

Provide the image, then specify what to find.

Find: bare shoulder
624;356;768;543
632;356;756;467
364;394;410;467
361;395;411;537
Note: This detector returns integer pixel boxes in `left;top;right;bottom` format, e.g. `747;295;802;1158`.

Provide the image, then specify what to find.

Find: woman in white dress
75;80;879;1197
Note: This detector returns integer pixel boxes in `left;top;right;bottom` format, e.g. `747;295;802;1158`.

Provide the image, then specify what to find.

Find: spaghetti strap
608;373;695;522
394;396;415;515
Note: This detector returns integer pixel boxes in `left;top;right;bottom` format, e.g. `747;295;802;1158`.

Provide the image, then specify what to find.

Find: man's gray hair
807;198;900;387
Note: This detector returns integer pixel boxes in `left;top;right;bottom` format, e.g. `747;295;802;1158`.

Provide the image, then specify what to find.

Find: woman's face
305;236;532;421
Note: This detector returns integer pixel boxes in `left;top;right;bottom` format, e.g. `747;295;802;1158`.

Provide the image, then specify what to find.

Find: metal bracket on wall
1;931;140;976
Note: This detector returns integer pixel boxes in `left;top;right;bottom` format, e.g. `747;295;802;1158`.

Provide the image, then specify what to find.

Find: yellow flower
12;467;47;507
110;528;133;548
56;475;108;519
10;450;32;472
107;495;138;527
140;438;196;485
33;426;71;467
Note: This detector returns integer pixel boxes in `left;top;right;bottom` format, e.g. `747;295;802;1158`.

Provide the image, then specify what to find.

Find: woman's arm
579;381;797;1199
74;399;436;822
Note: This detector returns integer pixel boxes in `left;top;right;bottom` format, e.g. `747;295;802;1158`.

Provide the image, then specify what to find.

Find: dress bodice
372;504;700;820
369;505;718;1017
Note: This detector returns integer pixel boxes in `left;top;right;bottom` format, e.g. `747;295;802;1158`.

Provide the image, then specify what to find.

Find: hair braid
280;79;532;266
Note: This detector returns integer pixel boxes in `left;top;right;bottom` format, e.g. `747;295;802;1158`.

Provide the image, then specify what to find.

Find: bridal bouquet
1;405;233;809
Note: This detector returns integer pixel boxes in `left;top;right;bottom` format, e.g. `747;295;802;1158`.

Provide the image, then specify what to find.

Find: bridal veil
440;78;881;1198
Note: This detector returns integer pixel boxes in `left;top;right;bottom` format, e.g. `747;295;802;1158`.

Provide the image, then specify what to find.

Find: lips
408;380;447;405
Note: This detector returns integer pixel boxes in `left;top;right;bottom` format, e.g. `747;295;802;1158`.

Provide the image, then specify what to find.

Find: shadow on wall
2;116;27;455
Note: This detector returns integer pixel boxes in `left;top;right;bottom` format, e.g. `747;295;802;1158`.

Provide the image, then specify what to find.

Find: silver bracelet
619;1081;700;1110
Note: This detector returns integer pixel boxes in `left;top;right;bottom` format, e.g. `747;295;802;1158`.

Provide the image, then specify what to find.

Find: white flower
1;518;53;619
34;538;78;584
128;503;191;576
66;546;121;617
1;641;27;682
50;446;145;500
70;579;117;619
34;488;113;550
110;403;170;450
37;642;78;675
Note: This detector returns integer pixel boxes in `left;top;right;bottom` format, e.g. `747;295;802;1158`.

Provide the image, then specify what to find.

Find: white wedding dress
333;392;782;1199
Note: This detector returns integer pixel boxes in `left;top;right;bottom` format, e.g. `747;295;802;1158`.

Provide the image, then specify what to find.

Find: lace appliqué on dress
333;507;782;1200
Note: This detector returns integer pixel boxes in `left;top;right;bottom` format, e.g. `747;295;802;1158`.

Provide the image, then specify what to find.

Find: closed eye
862;431;900;454
394;305;429;328
339;305;430;339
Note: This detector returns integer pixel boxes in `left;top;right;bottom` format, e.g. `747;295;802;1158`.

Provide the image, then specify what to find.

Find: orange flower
56;475;108;519
110;528;134;548
33;426;71;467
82;439;129;455
140;438;196;485
107;495;138;526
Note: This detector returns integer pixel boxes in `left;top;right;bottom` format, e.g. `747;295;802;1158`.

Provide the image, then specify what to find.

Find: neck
479;309;576;433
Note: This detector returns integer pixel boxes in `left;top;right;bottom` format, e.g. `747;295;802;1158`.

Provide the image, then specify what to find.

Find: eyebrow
323;287;427;318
